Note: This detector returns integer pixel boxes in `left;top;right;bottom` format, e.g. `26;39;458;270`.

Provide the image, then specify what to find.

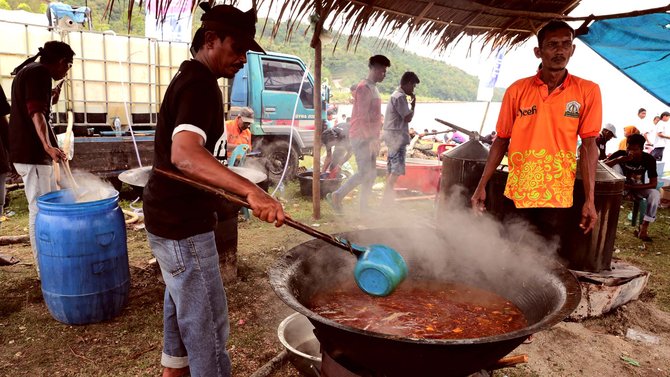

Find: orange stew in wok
309;279;527;339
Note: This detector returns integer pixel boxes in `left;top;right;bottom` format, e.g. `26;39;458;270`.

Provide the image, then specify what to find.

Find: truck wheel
263;140;299;184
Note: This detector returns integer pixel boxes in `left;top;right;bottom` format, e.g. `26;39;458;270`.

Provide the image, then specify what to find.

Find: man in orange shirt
472;20;601;237
225;106;253;149
327;55;390;212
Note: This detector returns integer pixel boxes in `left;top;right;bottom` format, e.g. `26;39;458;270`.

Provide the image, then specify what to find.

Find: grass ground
1;166;669;376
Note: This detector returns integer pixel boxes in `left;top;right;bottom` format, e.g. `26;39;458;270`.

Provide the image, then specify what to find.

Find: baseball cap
239;107;254;123
603;123;617;137
198;4;265;54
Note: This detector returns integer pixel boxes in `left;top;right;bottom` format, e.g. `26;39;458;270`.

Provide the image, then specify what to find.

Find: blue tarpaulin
577;13;670;106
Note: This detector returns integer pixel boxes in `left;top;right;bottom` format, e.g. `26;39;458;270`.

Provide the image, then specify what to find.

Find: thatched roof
126;1;670;53
241;0;670;53
261;0;582;52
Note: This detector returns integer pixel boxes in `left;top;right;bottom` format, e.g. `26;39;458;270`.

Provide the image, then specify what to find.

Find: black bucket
297;171;345;197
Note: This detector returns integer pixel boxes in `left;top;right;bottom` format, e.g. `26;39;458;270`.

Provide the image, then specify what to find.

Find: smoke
58;169;116;203
418;186;561;291
325;184;563;298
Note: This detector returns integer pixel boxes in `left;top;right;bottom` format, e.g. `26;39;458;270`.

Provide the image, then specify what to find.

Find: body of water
335;101;670;169
335;102;501;138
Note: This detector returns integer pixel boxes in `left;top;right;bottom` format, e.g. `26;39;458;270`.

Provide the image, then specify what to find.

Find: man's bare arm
31;112;65;162
171;131;285;226
578;137;598;233
471;137;510;211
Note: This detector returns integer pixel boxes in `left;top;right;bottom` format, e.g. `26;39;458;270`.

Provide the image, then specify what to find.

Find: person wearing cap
327;54;391;213
605;134;659;241
595;123;616;160
650;111;670;161
225;106;253;150
8;41;73;278
472;20;602;239
142;4;285;377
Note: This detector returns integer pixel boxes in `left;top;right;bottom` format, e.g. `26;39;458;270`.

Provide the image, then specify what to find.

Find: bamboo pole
310;0;324;219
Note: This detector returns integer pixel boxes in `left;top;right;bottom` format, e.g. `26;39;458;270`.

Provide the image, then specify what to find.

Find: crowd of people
593;107;670;242
596;108;670;162
2;7;669;375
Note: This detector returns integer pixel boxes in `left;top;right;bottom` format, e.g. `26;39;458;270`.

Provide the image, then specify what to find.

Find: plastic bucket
36;189;130;325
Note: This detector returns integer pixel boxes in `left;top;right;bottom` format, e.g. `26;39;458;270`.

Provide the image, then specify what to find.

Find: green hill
257;22;483;102
7;0;504;102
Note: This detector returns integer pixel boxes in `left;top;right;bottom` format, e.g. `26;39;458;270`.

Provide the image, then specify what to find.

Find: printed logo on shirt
564;100;581;118
518;105;537;117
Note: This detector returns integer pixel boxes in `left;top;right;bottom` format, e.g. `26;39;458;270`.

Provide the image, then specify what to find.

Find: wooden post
310;1;324;219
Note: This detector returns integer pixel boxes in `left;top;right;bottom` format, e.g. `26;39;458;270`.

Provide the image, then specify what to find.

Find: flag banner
477;48;504;102
145;0;193;43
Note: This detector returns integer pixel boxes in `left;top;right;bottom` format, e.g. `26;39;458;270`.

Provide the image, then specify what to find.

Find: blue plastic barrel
36;189;130;325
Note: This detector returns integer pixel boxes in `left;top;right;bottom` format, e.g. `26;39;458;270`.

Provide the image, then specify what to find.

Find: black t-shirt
143;60;225;240
595;135;607;160
608;150;658;185
0;86;10;174
8;62;56;165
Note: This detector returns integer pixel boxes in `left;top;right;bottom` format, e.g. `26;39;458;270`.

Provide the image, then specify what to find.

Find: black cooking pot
269;228;581;377
297;171;346;197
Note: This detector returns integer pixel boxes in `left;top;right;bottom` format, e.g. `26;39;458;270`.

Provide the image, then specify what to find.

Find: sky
409;0;669;132
240;0;669;137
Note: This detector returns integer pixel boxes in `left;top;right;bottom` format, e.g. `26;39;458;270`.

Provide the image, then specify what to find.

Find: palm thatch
121;1;670;53
261;0;584;53
243;0;669;53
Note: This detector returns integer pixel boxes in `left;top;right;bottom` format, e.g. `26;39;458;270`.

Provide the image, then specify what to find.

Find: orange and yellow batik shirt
496;71;602;208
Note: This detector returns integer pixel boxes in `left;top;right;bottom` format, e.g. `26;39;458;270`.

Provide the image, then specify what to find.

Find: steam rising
59;170;116;203
300;185;563;301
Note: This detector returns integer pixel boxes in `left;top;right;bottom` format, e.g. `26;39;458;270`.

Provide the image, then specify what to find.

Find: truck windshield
261;59;314;109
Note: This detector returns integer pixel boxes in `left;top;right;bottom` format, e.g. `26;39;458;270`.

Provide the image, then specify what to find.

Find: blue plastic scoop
156;168;408;296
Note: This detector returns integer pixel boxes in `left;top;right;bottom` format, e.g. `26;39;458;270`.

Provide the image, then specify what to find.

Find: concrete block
569;260;649;320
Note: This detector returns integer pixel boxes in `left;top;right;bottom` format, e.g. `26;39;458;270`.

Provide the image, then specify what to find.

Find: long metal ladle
155;167;408;296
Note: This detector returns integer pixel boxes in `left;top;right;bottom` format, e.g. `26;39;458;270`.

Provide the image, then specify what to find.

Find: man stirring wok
472;20;602;239
142;5;285;377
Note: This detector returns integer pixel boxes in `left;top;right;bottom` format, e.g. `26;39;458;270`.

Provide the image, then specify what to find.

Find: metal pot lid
118;165;267;188
575;160;625;182
229;166;268;184
118;166;151;188
442;139;489;161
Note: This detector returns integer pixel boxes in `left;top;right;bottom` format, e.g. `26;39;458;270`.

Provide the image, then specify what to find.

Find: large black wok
269;228;581;377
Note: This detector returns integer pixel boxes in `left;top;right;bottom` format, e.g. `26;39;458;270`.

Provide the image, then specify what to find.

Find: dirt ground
1;185;670;376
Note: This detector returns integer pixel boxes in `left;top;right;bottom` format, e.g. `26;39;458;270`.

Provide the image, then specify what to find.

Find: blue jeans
651;147;665;161
386;144;406;176
147;231;231;377
333;138;377;209
612;164;660;222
